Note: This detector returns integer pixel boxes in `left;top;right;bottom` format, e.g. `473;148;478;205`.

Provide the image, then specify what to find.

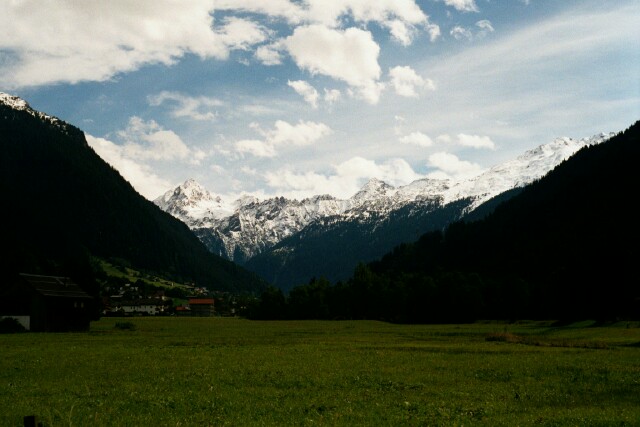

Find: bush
114;321;136;331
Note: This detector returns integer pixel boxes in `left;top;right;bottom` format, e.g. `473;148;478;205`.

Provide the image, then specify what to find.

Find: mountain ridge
156;131;615;270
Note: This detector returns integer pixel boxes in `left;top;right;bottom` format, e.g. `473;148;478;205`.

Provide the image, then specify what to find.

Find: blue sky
2;0;638;201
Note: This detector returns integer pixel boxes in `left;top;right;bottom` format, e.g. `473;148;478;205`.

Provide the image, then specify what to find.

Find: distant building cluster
0;274;246;333
103;283;215;317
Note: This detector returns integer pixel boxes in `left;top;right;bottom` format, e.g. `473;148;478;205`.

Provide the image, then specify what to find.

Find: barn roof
188;298;214;305
19;273;92;299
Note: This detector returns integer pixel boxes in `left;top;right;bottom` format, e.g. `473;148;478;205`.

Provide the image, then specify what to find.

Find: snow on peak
351;178;396;203
155;131;616;262
0;92;30;110
442;131;616;208
0;92;67;130
154;179;233;222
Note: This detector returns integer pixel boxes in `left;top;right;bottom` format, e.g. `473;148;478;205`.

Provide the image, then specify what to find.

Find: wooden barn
188;297;215;317
0;273;94;332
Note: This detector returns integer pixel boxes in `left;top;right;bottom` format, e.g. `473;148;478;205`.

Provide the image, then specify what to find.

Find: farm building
0;273;94;332
188;297;215;317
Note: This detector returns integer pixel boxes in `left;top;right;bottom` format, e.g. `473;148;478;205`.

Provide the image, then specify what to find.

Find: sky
1;0;639;201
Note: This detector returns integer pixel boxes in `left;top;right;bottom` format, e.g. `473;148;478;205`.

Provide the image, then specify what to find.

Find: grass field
1;318;639;426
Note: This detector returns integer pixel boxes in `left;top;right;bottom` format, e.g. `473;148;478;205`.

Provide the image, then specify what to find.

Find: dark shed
0;273;94;332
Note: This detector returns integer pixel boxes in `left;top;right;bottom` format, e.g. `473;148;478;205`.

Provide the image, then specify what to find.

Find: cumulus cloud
399;131;434;147
457;133;496;149
0;1;273;88
389;66;436;97
426;23;442;42
439;0;479;13
427;152;483;180
384;20;416;46
288;80;319;108
255;44;283;65
215;16;270;51
265;156;423;199
148;91;223;121
235;139;277;158
267;120;332;146
117;117;192;161
235;119;332;157
86;135;173;200
283;25;384;104
432;133;496;149
217;0;429;31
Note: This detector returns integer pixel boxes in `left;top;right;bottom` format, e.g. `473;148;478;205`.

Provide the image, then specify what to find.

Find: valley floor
1;318;639;426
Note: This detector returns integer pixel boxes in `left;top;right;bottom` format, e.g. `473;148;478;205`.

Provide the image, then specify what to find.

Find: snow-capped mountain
155;178;235;222
155;131;614;265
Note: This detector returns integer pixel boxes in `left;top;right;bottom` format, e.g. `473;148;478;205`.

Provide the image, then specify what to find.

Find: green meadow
1;318;639;426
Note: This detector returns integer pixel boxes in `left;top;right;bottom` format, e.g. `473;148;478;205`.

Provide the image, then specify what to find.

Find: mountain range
0;92;266;294
3;89;637;322
248;120;640;322
155;131;614;290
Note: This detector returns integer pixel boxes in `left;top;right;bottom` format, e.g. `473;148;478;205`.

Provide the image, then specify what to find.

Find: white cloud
217;0;429;30
426;24;442;42
215;17;270;51
302;0;428;28
475;20;494;33
86;135;173;200
148;91;223;121
450;26;473;41
265;156;423;199
255;44;283;65
427;152;483;180
389;66;435;97
324;88;342;104
266;120;332;146
475;20;495;38
457;133;496;150
236;139;277;158
288;80;319;108
117;117;192;162
439;0;479;13
283;25;384;104
384;20;415;46
0;1;250;88
215;0;305;24
430;133;495;149
449;20;494;41
399;132;434;147
235;119;332;157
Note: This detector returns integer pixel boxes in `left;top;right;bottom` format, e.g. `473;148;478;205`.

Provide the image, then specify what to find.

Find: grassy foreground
1;318;639;426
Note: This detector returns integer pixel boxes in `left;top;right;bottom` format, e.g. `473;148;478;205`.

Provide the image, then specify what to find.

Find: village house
0;273;94;332
188;297;215;317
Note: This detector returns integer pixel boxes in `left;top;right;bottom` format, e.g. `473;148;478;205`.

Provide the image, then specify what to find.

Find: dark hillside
369;120;640;320
0;103;265;294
